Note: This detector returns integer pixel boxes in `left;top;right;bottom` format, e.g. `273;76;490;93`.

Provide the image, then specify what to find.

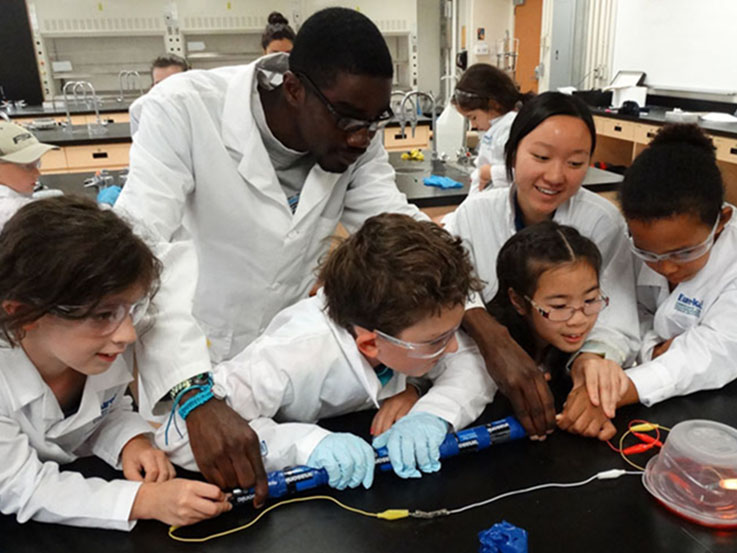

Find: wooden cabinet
593;116;637;141
593;116;737;205
40;147;68;172
65;143;130;171
384;125;431;151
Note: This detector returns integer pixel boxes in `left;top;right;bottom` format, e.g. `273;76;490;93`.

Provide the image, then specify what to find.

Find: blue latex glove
423;175;463;189
307;433;375;490
97;185;121;206
372;412;448;479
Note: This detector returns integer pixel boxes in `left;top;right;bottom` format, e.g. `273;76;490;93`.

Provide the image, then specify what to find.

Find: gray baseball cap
0;121;58;164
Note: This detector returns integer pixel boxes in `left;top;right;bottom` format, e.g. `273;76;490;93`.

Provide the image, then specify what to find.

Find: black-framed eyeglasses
524;294;609;322
294;71;394;133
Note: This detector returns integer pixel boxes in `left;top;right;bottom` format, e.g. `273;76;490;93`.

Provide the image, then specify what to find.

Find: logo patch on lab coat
99;393;117;416
674;293;703;317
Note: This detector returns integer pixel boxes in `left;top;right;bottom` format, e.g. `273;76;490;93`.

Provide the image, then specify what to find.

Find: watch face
211;382;227;400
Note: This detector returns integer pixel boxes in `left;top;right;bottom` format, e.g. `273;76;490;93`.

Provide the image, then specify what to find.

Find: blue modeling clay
423;175;463;189
478;520;528;553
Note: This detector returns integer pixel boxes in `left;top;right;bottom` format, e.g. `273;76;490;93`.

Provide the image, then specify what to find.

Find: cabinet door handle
614;125;622;132
730;147;737;155
647;132;655;138
92;152;109;159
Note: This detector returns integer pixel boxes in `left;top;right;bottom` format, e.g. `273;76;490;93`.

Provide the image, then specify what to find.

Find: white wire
447;470;642;515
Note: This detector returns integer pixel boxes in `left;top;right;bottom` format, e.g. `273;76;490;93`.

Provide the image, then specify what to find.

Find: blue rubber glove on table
307;433;375;490
372;412;449;478
97;185;122;206
423;175;463;189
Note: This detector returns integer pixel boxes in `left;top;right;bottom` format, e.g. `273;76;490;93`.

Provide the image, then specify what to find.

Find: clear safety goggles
294;71;394;133
525;294;609;323
374;325;459;359
627;215;720;264
452;88;485;104
50;295;150;336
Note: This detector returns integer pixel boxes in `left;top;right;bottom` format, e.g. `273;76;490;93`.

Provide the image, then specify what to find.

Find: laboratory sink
388;152;473;179
388;151;472;203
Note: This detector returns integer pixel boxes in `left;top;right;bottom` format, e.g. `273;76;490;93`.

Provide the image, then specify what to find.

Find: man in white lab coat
115;7;423;504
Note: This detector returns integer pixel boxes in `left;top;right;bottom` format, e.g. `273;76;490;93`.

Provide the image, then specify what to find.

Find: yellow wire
168;495;390;543
617;421;671;471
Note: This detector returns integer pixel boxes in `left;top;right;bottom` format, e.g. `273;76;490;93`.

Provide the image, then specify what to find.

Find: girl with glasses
0;197;231;529
488;222;626;441
611;124;734;413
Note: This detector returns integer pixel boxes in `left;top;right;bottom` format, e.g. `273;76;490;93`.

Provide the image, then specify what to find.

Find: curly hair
619;123;723;225
319;213;482;335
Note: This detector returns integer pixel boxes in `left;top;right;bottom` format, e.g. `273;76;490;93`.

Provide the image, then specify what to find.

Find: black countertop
2;380;736;552
39;161;622;209
389;150;623;208
592;106;737;139
3;99;134;118
31;123;132;146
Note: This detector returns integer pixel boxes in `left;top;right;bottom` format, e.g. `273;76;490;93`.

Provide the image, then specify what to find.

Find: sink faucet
63;81;104;132
399;91;437;160
117;70;143;102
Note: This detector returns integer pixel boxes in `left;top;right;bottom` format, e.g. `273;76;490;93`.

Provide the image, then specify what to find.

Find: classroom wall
611;0;737;98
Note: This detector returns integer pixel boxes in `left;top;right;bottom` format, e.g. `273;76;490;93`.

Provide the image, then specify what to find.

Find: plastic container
643;419;737;528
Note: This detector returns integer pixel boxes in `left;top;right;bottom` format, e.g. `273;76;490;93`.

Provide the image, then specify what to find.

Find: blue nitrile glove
307;432;375;490
423;175;463;189
97;185;122;206
372;412;449;479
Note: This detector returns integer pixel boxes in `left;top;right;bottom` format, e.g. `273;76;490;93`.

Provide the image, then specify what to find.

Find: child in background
0;197;230;529
559;124;737;434
159;213;495;487
487;222;627;440
0;121;58;229
452;63;534;193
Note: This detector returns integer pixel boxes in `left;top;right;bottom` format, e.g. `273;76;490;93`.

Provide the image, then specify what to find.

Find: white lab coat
469;110;516;194
446;185;640;365
115;54;424;416
0;347;152;530
157;292;496;472
626;209;737;406
0;185;31;232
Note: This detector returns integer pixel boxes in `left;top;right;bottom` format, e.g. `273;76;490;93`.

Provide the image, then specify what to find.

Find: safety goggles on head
627;214;720;264
294;71;394;133
524;294;609;322
373;325;459;359
50;295;150;336
452;88;485;105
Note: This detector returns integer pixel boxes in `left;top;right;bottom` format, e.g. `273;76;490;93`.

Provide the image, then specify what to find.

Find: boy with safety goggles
157;213;496;489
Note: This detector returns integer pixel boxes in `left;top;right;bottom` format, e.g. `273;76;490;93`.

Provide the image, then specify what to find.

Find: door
548;0;576;90
513;0;543;94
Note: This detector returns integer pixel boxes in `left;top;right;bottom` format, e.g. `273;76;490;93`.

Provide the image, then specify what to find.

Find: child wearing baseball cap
0;121;58;229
